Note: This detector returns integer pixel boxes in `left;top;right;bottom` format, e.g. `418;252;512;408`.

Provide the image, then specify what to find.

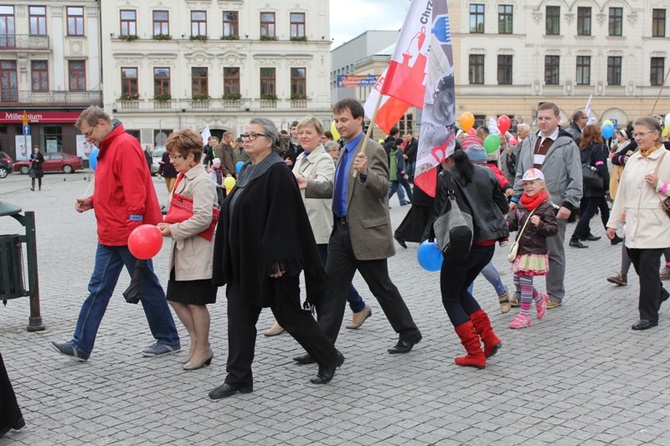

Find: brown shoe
498;286;511;313
509;297;520;307
661;267;670;281
264;321;285;336
345;305;372;329
546;300;562;309
606;272;627;286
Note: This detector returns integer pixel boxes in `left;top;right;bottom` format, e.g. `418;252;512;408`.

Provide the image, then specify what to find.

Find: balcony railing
0;34;49;50
114;97;325;112
1;90;102;104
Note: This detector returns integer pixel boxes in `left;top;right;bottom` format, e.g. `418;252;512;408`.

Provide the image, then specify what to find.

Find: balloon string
82;173;94;198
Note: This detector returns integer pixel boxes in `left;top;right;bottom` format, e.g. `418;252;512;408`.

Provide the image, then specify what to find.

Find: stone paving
1;170;670;445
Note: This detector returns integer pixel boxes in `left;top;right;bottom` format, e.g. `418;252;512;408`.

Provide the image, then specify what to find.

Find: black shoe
580;234;601;241
388;332;422;354
310;351;345;384
293;353;316;364
208;383;253;399
610;235;624;245
632;319;658;331
394;234;407;249
569;240;588;248
659;288;670;311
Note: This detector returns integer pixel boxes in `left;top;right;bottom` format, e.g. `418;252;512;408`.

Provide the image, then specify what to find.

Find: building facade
100;0;333;148
0;1;102;160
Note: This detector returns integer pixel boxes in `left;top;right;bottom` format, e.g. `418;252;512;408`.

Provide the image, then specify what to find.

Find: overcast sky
330;0;410;48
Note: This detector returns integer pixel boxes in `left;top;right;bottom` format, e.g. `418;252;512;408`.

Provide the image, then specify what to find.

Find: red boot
470;309;502;358
454;321;486;369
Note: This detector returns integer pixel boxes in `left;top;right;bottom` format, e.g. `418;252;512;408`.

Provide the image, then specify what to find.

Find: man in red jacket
51;106;180;361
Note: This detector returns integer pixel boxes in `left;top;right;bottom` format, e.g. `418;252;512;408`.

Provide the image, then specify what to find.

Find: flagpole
650;66;670;116
353;92;384;178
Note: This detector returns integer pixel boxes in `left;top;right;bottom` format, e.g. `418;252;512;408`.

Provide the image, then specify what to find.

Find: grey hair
249;117;280;150
633;116;663;143
517;123;530;133
324;141;340;152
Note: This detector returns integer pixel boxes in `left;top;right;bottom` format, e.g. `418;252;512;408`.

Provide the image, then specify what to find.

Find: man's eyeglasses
82;122;99;139
240;132;268;141
633;130;655;138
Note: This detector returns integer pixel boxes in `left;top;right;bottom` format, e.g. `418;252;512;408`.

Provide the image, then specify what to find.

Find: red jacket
90;124;162;246
485;163;513;194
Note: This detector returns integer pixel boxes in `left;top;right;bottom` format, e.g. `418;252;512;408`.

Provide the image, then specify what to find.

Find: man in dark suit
294;99;421;363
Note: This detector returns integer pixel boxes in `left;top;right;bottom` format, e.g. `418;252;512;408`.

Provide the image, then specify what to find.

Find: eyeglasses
168;153;185;160
81;122;99;139
240;132;268;141
633;130;656;138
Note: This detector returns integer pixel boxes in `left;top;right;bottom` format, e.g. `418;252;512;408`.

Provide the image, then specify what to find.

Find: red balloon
509;137;519;145
467;128;477;136
128;224;163;260
497;115;511;135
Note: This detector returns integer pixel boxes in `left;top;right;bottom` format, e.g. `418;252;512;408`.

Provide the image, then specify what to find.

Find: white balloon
665;113;670;127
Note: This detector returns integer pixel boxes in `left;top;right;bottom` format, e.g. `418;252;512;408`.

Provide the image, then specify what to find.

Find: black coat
581;143;609;197
29;152;44;178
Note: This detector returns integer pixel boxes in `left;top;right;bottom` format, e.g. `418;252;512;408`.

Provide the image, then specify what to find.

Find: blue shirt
332;133;364;218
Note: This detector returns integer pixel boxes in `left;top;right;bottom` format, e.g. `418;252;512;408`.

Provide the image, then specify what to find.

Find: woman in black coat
209;118;342;400
29;146;44;191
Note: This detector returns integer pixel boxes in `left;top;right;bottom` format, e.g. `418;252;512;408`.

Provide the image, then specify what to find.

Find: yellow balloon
603;119;613;127
378;139;384;144
223;176;236;193
330;121;340;140
663;125;669;138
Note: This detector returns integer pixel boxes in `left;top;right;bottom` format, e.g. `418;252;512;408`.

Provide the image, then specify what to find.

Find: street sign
23;125;30;135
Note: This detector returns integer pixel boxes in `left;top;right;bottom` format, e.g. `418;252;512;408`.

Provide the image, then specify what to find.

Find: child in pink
507;168;558;328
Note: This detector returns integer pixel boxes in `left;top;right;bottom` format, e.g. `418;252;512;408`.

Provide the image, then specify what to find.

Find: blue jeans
389;178;412;204
467;261;506;297
70;244;179;358
317;244;365;313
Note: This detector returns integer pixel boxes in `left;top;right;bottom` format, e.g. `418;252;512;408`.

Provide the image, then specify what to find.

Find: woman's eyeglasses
240;132;268;141
633;130;655;138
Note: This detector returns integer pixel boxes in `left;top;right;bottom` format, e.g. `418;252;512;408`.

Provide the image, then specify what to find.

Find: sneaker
606;272;627;286
546;300;562;309
509;314;531;329
142;342;181;357
536;294;549;320
51;341;87;362
661;266;670;281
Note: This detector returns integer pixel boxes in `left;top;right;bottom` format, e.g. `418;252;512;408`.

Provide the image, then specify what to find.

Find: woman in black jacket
569;125;610;248
427;147;509;369
29;146;44;191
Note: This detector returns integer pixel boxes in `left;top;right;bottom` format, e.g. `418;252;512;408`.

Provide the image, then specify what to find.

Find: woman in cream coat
158;129;218;368
607;117;670;331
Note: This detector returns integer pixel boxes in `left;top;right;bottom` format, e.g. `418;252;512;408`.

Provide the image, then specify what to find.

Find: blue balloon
601;123;615;140
417;240;443;272
89;147;99;172
235;161;244;174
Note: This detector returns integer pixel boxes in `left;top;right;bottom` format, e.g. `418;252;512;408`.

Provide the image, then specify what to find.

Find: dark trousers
316;220;420;344
627;248;667;322
0;353;24;435
317;244;365;313
224;275;338;387
440;244;495;327
571;196;609;241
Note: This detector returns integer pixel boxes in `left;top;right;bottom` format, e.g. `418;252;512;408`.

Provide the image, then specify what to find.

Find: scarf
639;143;662;158
520;189;549;211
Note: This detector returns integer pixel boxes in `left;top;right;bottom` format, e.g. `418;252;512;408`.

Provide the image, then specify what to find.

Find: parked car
152;148;165;175
0;151;13;179
13;152;83;175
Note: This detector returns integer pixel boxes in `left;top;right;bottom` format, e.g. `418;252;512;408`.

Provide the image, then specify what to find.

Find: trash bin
0;234;26;300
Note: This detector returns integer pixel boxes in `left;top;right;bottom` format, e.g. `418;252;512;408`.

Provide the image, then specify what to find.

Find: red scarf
520;190;549;211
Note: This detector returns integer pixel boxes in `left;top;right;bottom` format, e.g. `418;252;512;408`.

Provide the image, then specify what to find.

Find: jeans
405;160;416;182
467;260;506;297
317;244;365;313
389;178;412;204
70;244;179;358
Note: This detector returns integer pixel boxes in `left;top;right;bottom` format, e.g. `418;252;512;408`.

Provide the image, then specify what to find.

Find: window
31;61;48;91
0;6;15;47
497;55;512;85
68;60;86;91
576;56;591;85
260;12;276;38
67;6;84;36
498;5;513;34
153;11;169;35
544;55;560;85
191;11;207;37
609;7;623;36
469;55;485;84
0;60;17;101
260;67;276;95
607;56;622;85
120;10;136;36
651;58;665;86
290;13;305;38
546;6;560;35
469;4;485;33
222;11;238;38
223;67;240;95
121;68;138;97
154;68;170;97
29;6;47;35
577;7;591;36
652;9;666;37
291;67;306;97
191;67;208;97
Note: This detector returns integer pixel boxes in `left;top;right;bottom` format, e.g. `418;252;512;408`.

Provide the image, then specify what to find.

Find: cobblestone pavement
1;171;670;445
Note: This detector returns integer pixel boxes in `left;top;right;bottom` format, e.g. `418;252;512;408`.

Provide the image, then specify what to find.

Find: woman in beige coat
606;116;670;330
158;129;218;368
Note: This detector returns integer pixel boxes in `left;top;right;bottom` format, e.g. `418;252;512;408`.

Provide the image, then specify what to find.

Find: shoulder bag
508;209;535;263
433;171;474;262
582;147;604;189
164;174;220;241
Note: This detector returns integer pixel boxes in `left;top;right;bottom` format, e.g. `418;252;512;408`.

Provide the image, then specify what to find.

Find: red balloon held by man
128;224;163;259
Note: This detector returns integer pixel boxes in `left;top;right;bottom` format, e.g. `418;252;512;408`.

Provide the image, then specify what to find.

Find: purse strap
515;208;536;240
653;150;667;206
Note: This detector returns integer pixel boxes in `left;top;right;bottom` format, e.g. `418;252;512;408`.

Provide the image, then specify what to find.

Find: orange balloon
460;112;475;132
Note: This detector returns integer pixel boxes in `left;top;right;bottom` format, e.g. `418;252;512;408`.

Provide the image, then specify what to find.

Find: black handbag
433;171;473;262
582;147;604;188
